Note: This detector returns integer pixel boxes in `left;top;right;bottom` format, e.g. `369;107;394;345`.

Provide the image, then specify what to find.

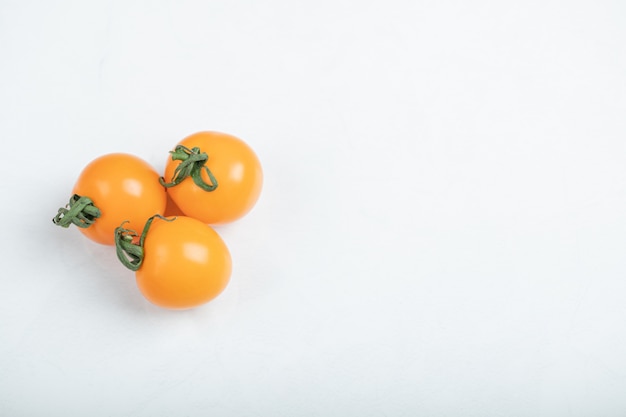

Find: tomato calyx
52;194;101;229
114;215;174;271
159;145;218;192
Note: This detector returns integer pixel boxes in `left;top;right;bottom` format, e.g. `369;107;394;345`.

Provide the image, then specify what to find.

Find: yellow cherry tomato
54;153;166;245
121;216;232;309
162;131;263;224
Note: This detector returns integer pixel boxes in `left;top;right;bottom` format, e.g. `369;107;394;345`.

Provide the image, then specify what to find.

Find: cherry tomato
57;153;166;245
131;216;232;309
163;131;263;224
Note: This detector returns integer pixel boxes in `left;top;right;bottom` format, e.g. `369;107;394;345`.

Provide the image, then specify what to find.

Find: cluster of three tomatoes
53;131;263;310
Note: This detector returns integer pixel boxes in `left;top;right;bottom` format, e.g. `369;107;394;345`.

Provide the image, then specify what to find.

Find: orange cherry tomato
133;216;232;309
163;131;263;224
63;153;166;245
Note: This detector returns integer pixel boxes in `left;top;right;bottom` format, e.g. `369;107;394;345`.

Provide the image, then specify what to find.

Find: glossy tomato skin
164;131;263;224
136;216;232;309
73;153;166;245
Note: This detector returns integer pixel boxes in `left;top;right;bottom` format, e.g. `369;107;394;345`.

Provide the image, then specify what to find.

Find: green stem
159;145;218;192
52;194;101;228
114;215;174;271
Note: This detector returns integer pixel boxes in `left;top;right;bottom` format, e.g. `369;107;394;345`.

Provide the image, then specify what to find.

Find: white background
1;0;626;415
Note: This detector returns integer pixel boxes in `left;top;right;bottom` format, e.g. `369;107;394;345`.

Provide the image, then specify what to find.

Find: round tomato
54;153;166;245
116;215;232;309
162;131;263;224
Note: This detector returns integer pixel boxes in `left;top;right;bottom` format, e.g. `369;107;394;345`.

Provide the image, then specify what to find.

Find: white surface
1;0;626;415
